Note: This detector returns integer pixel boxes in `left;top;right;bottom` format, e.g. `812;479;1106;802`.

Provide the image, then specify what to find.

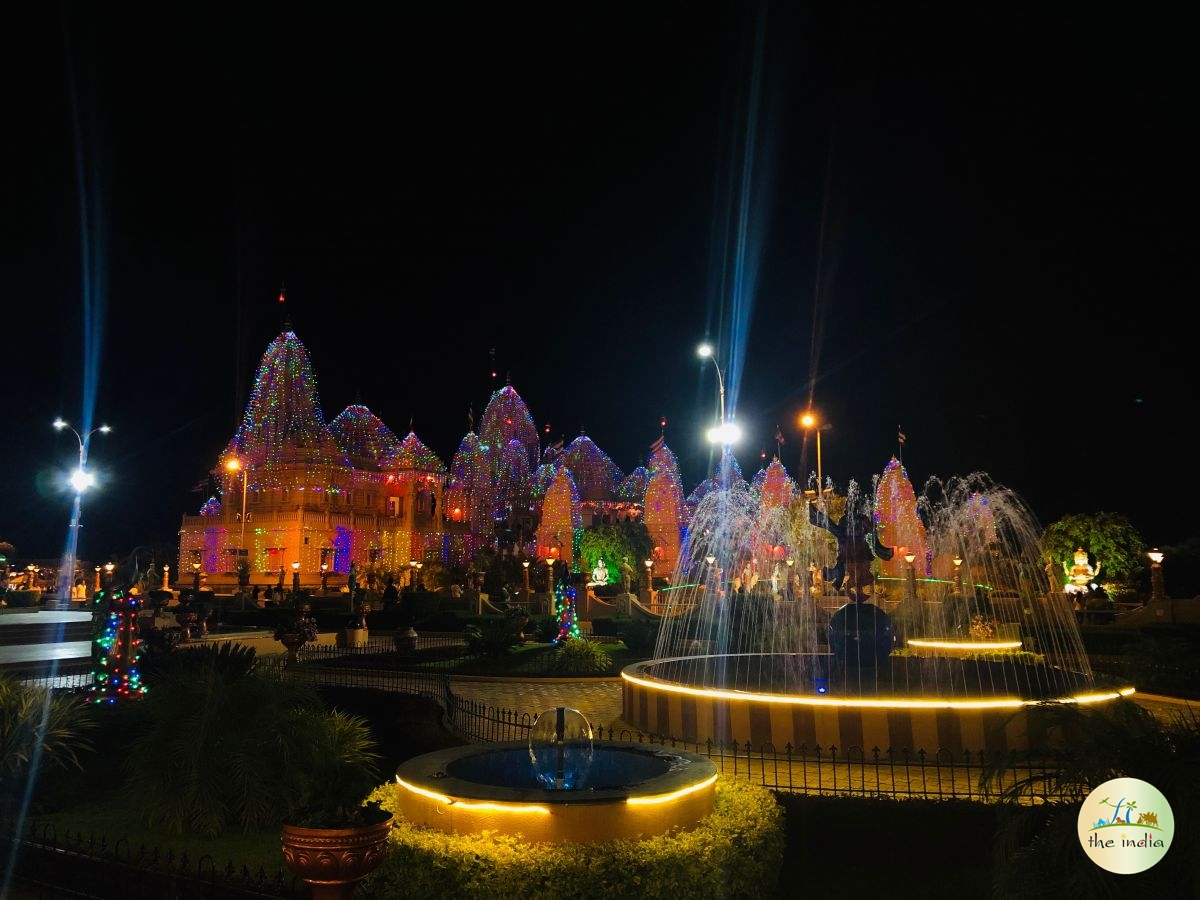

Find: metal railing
1;822;305;899
10;642;1075;804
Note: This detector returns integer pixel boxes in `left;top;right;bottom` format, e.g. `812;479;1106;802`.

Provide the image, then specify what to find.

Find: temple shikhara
177;325;691;588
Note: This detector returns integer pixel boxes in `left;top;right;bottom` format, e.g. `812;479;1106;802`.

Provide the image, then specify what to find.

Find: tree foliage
1041;512;1146;588
578;522;654;586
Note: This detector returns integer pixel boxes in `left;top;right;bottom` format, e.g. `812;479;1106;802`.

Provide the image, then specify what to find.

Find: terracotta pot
281;813;393;900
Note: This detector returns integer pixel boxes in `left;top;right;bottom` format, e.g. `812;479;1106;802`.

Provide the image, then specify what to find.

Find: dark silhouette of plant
0;672;97;815
981;698;1200;896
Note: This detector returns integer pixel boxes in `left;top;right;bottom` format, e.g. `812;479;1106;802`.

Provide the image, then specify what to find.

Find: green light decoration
87;588;148;704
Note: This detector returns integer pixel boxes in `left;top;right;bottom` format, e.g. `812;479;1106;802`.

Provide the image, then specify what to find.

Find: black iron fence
8;642;1076;805
1;822;305;899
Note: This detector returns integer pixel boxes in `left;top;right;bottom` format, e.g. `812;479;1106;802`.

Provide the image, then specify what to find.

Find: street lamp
226;458;249;595
93;566;101;593
697;343;741;445
903;550;917;602
644;558;654;600
799;411;830;512
522;560;531;599
52;417;111;604
291;560;301;596
416;562;424;591
321;562;329;594
409;559;418;592
191;561;201;597
952;556;964;597
1148;549;1165;601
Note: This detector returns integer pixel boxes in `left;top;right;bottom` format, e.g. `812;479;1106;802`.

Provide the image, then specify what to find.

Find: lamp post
409;559;418;593
416;562;424;591
191;561;201;598
644;558;654;603
52;417;111;604
226;458;249;602
291;560;301;597
522;560;531;599
799;412;830;513
321;562;329;594
93;566;101;593
786;558;795;599
697;343;741;446
903;551;917;603
1148;549;1165;601
952;556;964;597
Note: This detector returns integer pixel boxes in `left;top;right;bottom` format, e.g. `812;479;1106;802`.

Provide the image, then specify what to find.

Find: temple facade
177;326;697;590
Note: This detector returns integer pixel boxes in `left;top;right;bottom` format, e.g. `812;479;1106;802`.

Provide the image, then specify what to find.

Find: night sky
4;3;1196;565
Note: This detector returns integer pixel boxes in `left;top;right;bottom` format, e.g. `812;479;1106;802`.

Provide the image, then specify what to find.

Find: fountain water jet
622;457;1133;755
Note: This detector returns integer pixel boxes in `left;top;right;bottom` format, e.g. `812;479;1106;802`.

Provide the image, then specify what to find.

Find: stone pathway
448;675;627;732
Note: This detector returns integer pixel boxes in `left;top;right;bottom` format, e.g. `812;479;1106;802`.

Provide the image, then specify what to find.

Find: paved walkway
449;675;627;732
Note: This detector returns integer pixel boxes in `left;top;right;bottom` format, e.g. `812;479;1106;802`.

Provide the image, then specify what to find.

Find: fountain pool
394;709;717;843
622;459;1134;755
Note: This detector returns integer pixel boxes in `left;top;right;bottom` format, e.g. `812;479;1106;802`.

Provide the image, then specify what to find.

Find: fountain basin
394;741;718;843
622;655;1135;756
905;638;1023;658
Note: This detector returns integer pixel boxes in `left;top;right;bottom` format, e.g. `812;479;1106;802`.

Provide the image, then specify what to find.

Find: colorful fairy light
556;432;623;501
552;577;581;644
87;588;148;703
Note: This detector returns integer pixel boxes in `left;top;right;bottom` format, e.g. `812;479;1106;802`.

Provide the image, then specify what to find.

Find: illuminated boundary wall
621;664;1131;756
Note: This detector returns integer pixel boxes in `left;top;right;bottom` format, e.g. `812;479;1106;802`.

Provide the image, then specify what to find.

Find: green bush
0;672;98;816
617;618;660;656
5;589;41;608
463;618;523;657
547;637;612;675
362;776;785;899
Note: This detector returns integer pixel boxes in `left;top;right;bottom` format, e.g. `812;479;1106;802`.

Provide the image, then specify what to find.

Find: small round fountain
394;707;717;843
622;456;1133;756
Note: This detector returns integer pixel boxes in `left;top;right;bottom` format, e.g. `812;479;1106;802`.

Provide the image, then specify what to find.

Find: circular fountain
394;707;717;843
622;456;1134;756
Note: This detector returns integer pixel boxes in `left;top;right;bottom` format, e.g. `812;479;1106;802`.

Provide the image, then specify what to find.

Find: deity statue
1063;547;1100;594
619;556;634;593
589;558;609;587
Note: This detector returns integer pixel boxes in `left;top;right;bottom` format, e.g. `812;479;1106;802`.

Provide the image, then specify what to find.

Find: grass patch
25;790;286;877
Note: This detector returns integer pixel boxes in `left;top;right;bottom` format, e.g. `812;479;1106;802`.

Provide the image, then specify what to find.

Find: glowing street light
799;411;830;512
697;343;741;445
53;417;111;603
291;560;301;595
644;558;654;599
522;560;531;599
225;460;248;595
1148;548;1165;601
902;550;919;603
952;556;964;597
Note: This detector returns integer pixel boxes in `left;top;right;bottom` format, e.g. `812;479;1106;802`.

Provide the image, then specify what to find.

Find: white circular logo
1077;777;1173;874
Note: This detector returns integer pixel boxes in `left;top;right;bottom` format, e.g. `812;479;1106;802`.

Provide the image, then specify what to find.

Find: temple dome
329;404;404;470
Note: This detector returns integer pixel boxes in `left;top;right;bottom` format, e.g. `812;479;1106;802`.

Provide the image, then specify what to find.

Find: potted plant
274;601;319;663
280;708;393;900
337;600;370;649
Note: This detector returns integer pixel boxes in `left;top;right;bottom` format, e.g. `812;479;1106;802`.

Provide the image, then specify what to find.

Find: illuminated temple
177;326;690;587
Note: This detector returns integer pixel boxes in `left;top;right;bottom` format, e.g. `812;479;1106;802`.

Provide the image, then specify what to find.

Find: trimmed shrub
5;589;42;608
547;637;612;675
617;618;659;656
363;776;785;899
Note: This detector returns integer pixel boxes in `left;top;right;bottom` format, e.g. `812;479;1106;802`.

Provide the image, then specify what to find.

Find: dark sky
4;2;1196;565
